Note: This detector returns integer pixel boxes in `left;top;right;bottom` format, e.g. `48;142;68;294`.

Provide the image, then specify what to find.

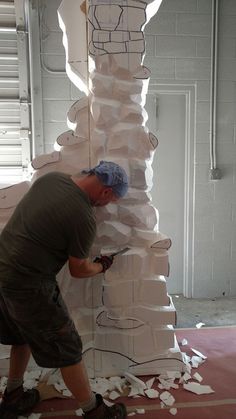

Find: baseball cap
82;160;128;198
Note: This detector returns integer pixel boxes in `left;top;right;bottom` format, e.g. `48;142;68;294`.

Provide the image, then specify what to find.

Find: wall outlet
209;168;221;180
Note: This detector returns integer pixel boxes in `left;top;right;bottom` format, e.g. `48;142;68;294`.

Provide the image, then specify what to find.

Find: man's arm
69;256;103;278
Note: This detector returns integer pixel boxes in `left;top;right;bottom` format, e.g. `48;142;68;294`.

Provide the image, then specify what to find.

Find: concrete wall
39;0;236;298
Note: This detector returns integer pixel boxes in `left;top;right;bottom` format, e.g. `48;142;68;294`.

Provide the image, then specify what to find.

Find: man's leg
8;344;31;386
61;360;91;401
61;360;97;411
60;360;127;418
0;344;40;418
5;344;31;394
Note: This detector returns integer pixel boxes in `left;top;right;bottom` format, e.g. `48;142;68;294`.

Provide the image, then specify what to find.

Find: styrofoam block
61;273;103;309
95;204;118;223
57;130;86;146
138;277;169;305
111;123;148;138
145;388;159;398
125;372;146;389
130;32;143;41
93;51;140;78
31;151;61;170
129;159;153;190
59;142;90;167
96;310;144;329
130;229;159;246
107;127;155;159
105;248;147;279
0;344;10;360
133;65;151;81
120;103;148;125
90;72;114;97
118;204;159;229
90;72;145;103
150;250;170;277
66;100;91;139
94;327;133;355
103;277;169;307
111;30;130;43
0;181;30;209
106;248;169;278
133;326;175;356
90;97;120;127
96;221;131;245
103;281;134;307
94;5;122;31
149;132;158;149
109;303;176;326
90;129;107;158
105;42;127;54
89;42;105;58
72;314;94;335
113;77;144;97
93;29;110;43
94;325;175;356
86;347;185;379
79;332;94;349
151;234;172;250
111;31;130;42
126;39;145;53
121;188;151;204
67;97;88;123
115;7;146;31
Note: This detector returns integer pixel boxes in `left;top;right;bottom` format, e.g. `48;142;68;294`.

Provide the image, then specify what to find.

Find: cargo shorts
0;281;83;368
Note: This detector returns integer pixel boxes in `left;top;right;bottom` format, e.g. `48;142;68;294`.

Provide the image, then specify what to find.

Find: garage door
0;0;31;187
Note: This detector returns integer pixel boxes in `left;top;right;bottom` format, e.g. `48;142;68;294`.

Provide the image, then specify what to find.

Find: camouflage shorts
0;281;83;368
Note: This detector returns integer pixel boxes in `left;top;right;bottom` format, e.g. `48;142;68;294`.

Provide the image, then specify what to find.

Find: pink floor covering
2;326;236;418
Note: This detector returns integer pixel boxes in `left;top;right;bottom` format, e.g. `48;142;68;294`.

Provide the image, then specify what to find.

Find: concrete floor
171;294;236;328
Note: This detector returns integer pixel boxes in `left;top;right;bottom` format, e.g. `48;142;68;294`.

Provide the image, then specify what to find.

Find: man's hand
93;255;114;273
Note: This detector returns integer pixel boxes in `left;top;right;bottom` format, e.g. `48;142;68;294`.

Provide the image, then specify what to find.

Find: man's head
82;160;128;206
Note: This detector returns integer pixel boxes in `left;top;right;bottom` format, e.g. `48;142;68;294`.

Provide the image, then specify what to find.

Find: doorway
146;90;193;294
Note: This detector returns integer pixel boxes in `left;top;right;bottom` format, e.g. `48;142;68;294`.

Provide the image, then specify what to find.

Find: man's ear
103;187;113;197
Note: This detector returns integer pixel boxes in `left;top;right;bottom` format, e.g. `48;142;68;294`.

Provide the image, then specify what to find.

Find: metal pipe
209;0;219;172
26;0;44;157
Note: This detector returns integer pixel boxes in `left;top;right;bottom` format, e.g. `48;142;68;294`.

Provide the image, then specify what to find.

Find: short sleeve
68;216;96;259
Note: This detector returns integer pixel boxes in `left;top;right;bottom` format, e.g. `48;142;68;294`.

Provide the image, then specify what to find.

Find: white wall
144;0;236;297
38;0;236;298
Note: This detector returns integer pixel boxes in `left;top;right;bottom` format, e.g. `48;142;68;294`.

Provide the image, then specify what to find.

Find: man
0;160;128;419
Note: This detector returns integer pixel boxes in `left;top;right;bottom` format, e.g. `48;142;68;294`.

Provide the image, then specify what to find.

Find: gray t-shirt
0;172;96;287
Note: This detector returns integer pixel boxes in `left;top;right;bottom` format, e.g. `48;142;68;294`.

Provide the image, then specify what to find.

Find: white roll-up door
0;0;31;187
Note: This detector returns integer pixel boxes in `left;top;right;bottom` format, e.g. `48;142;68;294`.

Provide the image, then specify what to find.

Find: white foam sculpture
0;0;185;377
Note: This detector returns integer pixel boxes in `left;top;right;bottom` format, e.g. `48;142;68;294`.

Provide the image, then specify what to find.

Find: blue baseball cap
82;160;128;198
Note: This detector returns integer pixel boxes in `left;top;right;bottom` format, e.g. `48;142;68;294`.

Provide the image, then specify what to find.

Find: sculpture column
57;0;185;377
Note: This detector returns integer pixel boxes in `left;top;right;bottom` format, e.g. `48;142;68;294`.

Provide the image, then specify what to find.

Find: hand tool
109;247;130;257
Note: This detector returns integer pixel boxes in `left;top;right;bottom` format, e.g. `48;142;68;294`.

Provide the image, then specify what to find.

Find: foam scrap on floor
183;382;214;395
159;391;175;406
136;408;145;414
0;340;215;417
